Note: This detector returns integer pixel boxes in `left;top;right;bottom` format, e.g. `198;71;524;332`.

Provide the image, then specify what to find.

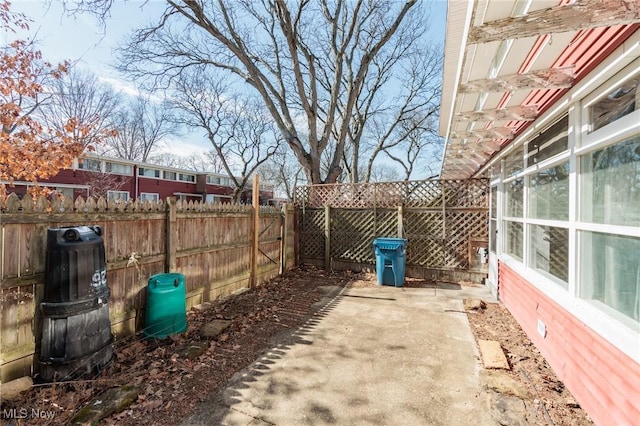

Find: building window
589;69;640;133
139;168;161;178
56;187;74;200
140;192;159;202
106;162;133;175
163;171;177;180
78;158;102;172
205;194;232;203
178;173;195;182
207;176;221;185
503;221;523;261
580;231;640;323
529;161;569;221
107;190;129;203
526;115;568;167
529;225;569;285
580;137;640;227
504;146;524;177
504;178;523;218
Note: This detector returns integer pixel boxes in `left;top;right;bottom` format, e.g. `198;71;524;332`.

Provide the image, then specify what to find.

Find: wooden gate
294;179;489;282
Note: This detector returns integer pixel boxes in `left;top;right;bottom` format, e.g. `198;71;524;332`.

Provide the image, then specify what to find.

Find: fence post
398;205;404;238
166;196;177;272
294;206;300;266
324;204;331;269
250;175;260;288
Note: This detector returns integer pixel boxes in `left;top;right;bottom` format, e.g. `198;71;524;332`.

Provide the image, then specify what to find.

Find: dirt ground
466;302;594;426
1;267;592;425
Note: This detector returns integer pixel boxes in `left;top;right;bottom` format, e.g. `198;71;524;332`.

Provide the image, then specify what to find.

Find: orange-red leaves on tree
0;1;106;199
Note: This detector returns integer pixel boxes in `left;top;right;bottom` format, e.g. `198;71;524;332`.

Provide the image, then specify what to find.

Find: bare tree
258;146;305;202
109;0;422;184
39;68;120;150
148;150;226;173
345;49;443;182
368;164;401;183
169;70;279;201
102;96;174;162
383;115;442;181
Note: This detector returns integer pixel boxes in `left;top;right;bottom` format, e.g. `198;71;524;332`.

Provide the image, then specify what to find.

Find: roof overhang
439;0;640;179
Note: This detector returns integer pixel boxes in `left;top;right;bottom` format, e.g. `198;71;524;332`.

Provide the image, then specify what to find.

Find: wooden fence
294;179;489;281
0;194;295;383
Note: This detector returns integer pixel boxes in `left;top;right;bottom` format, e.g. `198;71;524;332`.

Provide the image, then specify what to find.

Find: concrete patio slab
182;283;497;426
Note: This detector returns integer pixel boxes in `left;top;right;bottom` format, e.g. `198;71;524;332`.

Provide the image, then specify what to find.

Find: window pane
590;72;640;132
490;186;497;219
107;191;129;202
529;162;569;220
526;116;568;167
106;163;133;175
504;178;523;217
80;159;101;171
580;231;640;322
504;147;523;177
504;221;523;260
580;137;640;226
529;225;568;285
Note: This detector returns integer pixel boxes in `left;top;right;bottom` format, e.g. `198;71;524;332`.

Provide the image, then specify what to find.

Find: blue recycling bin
373;238;407;287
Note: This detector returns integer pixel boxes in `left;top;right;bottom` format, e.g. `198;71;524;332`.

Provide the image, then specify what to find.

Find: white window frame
140;192;159;203
493;38;640;362
79;158;103;172
139;168;161;178
107;190;130;203
105;162;133;176
178;173;195;182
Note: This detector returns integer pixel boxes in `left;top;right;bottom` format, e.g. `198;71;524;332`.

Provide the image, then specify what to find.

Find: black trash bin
38;225;113;382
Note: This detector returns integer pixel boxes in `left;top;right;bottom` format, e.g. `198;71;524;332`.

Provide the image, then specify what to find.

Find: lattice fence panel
444;211;489;268
404;211;444;267
328;209;399;263
404;181;443;208
330;210;376;263
295;180;487;209
374;209;398;238
295;179;489;272
442;179;489;208
300;208;325;259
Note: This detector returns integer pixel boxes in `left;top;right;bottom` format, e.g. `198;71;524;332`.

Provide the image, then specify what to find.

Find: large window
178;173;195;183
106;162;133;175
580;137;640;227
529;162;569;221
139;168;161;178
79;158;102;172
504;221;523;261
504;178;523;217
491;53;640;360
107;190;129;203
580;231;639;323
589;69;640;132
526;116;568;167
140;192;159;202
529;225;568;285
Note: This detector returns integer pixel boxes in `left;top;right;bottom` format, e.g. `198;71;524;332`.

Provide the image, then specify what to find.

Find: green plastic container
144;273;188;339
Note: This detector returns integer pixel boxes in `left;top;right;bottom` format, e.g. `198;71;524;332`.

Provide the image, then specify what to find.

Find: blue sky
8;0;448;166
